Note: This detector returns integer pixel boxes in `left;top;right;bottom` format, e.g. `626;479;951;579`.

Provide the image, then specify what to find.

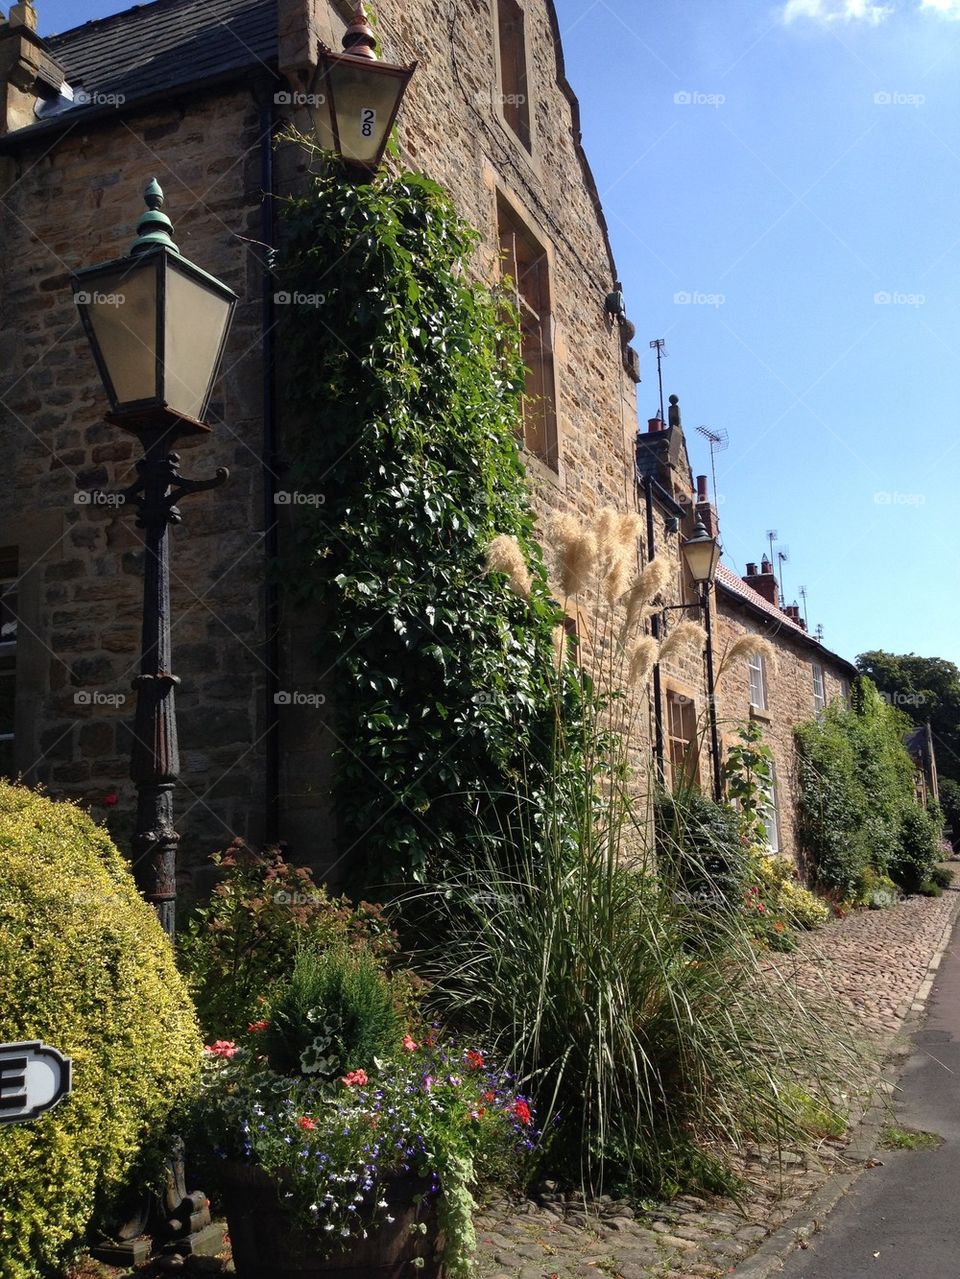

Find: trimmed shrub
262;946;403;1080
0;783;202;1279
891;804;942;895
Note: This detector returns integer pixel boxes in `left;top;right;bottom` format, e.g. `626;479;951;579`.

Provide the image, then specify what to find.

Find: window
748;650;768;711
761;761;781;854
812;662;826;714
0;549;17;781
498;195;557;467
495;0;532;150
667;691;700;789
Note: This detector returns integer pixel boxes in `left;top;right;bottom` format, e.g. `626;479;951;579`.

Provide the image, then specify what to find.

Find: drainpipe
257;82;281;843
643;472;665;786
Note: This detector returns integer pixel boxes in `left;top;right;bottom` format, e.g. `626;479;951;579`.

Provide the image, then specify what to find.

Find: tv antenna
695;425;729;511
649;338;667;423
776;546;790;599
766;529;778;565
799;585;809;628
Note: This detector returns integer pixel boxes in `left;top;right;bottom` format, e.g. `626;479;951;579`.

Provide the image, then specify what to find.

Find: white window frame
761;761;781;854
748;650;768;711
812;662;826;714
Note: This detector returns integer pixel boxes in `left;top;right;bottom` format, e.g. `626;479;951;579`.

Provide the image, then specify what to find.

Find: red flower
297;1116;317;1131
203;1040;237;1059
483;1090;496;1103
465;1050;484;1070
248;1019;270;1033
102;793;119;807
402;1034;418;1052
341;1069;368;1087
511;1098;532;1126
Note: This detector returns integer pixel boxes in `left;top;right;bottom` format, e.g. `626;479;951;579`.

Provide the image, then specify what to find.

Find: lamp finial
342;2;378;59
131;178;179;255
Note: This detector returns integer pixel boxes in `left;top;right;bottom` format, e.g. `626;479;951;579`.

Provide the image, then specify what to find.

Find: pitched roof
45;0;276;110
715;561;857;674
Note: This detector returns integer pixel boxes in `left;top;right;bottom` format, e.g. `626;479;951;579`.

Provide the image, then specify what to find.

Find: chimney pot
647;415;663;433
744;559;780;608
696;474;708;503
745;562;757;577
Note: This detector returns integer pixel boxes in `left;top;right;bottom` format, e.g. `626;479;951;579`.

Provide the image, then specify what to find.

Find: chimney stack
694;473;718;536
743;556;780;608
0;3;65;135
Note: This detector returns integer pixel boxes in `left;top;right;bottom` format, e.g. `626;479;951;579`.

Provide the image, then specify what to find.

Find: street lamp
308;2;417;173
72;180;237;940
681;517;723;802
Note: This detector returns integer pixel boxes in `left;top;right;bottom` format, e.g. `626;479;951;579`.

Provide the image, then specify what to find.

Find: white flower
377;1199;388;1208
386;1215;395;1223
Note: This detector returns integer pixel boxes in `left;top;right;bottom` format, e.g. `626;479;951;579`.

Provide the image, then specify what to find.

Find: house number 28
360;108;376;138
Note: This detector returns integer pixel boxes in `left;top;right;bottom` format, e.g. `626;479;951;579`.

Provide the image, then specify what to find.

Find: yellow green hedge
0;783;202;1279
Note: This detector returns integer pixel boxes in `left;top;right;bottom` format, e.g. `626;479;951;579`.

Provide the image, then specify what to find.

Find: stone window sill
749;704;772;723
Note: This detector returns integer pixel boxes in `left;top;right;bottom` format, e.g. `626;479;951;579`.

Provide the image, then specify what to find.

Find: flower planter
220;1162;444;1279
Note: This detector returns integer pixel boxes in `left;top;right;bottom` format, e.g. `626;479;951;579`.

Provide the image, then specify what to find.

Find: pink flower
298;1116;317;1131
402;1034;418;1052
203;1040;237;1059
341;1069;368;1087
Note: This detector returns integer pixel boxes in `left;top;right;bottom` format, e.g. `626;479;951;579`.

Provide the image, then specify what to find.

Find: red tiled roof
715;561;857;673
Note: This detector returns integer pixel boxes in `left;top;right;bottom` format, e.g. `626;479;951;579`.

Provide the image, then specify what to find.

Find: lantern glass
74;248;236;428
682;529;722;585
164;258;235;421
81;259;159;406
310;50;415;170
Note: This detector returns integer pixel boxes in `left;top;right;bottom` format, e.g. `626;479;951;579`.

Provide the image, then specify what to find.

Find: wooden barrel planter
219;1163;444;1279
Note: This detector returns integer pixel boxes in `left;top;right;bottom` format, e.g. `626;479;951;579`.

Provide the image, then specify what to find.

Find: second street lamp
72;180;237;939
680;517;723;802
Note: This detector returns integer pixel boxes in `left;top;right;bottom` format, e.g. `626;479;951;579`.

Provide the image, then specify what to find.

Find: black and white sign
0;1041;72;1124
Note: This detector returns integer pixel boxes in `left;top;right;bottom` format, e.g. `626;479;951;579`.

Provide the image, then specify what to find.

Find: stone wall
713;599;851;864
0;86;270;868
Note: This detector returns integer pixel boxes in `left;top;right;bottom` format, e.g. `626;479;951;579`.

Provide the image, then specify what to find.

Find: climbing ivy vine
276;164;577;887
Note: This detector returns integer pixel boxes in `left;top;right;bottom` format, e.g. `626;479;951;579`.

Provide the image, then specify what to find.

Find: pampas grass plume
484;533;532;598
658;620;707;663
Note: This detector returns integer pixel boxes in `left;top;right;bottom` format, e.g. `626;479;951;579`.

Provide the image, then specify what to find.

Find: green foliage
749;853;830;931
176;844;404;1038
856;867;899;910
263;946;402;1079
655;786;746;910
880;1124;943;1150
408;831;862;1200
723;720;775;848
857;649;960;785
939;778;960;843
0;782;201;1279
795;677;935;899
930;864;954;890
892;804;942;895
276;161;576;887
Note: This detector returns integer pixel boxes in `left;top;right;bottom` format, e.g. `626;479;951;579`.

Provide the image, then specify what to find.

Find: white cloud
919;0;960;16
783;0;895;23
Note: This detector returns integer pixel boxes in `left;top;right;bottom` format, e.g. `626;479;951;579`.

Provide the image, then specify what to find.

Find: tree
856;650;960;785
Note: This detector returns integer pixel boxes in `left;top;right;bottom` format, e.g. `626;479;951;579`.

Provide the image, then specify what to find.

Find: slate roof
715;561;857;673
45;0;277;109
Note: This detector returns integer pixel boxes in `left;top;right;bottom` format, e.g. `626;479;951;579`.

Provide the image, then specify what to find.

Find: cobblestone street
476;886;960;1279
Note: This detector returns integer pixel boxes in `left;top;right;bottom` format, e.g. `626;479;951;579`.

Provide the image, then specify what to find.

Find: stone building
0;0;644;879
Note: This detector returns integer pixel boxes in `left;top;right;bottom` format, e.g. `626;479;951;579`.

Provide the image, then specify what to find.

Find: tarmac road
781;916;960;1279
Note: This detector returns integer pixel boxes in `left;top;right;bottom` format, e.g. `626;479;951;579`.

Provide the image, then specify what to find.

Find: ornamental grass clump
403;513;865;1199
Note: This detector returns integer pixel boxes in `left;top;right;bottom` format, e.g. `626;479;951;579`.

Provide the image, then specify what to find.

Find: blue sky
38;0;960;666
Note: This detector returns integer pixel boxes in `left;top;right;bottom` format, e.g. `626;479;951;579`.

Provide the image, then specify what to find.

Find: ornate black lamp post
308;1;416;173
681;518;723;802
72;180;237;937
